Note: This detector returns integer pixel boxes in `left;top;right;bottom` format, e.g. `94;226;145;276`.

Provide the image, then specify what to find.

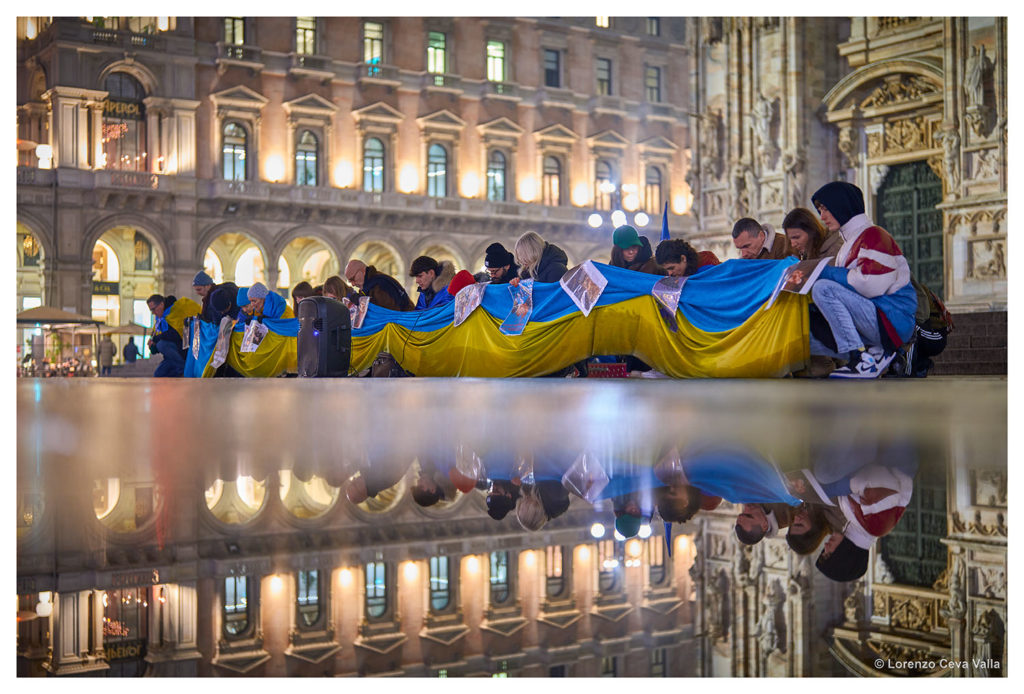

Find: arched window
486;150;507;202
429;556;450;612
644;166;663;212
427;143;447;198
542;156;562;206
223;576;249;636
363;137;385;192
489;551;510;604
595;160;614;210
295;130;318;186
222;122;247;181
102;72;147;171
365;562;387;619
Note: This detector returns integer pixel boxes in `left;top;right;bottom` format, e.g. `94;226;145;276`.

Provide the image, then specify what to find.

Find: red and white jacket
838;465;915;549
834;213;912;299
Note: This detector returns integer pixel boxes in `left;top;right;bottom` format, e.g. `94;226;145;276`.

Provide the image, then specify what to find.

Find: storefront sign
93;281;120;295
110;569;160;588
104;639;147;661
102;100;144;120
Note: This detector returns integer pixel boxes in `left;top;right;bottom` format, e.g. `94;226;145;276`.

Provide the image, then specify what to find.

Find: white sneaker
828;350;887;379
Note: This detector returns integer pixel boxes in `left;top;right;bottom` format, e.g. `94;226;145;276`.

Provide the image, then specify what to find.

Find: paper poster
453;282;486;327
651;276;687;332
558;261;608;317
764;257;833;310
349;296;370;329
191;316;201;359
560;451;610;503
210;316;237;368
240;320;269;353
499;279;534;336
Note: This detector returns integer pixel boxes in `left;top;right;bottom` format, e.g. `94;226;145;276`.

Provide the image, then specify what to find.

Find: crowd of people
138;180;946;380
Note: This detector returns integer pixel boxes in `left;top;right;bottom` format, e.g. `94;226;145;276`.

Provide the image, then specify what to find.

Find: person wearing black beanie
806;181;918;379
483;242;519;284
815;535;869;582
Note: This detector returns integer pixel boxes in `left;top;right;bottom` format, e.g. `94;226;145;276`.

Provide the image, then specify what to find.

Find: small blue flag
660;200;670;242
664;521;673;557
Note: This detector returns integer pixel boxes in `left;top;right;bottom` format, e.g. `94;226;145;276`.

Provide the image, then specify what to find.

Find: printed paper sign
240;320;269;353
453;282;486;327
559;261;608;317
500;279;534;335
210;316;237;368
651;276;688;332
349;296;370;329
764;257;832;310
190;317;201;359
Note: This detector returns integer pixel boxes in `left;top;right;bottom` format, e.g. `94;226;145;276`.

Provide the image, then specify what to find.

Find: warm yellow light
265;155;285;183
35;144;52;169
623;193;640;211
403;561;419;581
334;160;355;188
577;545;590;562
157;17;170;32
524;550;536;568
571;182;589;207
398;164;418;193
460;171;480;198
26;18;38;40
339;568;353;587
518;177;536;203
672;193;690;216
466;556;480;574
626;539;643;559
269;575;284;593
676;535;690;554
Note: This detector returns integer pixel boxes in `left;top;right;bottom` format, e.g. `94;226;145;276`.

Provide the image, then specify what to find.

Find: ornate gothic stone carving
939;555;966;621
951;510;1007;537
782;149;805;207
869;164;890;194
873;554;895;584
971;567;1006;600
707;570;730;642
755;581;786;656
973;471;1007;506
964;45;994;138
861;76;940;108
844;583;865;624
838;127;857;169
750;94;778;169
936;128;961;194
700;109;723;180
967;238;1006;280
971;609;1005;676
730;163;750;220
889;597;932;632
744;167;760;212
884;117;928;153
971;149;999;180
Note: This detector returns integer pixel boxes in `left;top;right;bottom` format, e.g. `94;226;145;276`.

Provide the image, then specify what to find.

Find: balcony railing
357;63;401;85
217;43;263;66
422;73;462;91
482;82;520;99
292;53;333;73
88;28;163;51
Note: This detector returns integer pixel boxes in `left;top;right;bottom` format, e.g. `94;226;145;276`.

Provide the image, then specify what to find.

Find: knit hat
246;282;269;301
612;225;643;249
409;255;439;277
615;512;642;539
484;242;515;268
486;493;517;521
447;269;477;296
192;270;214;286
211;287;235;315
811;181;865;227
815;537;869;582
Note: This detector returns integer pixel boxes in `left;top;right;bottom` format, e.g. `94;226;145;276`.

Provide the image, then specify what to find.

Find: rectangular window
648;536;666;584
545;545;564;597
650;648;667;677
544;49;561;88
364;21;384;75
645;65;662;102
486;40;505;82
296;17;316;55
427;31;446;86
647;18;660;36
601;656;617;677
489;551;509;604
296;570;320;628
365;562;387;618
595;17;609;28
550;665;567;677
429;556;450;612
223;576;248;636
596;58;612;96
224;17;244;45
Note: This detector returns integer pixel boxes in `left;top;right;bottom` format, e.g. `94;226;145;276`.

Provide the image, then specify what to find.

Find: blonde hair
514;231;546;277
516;488;547;531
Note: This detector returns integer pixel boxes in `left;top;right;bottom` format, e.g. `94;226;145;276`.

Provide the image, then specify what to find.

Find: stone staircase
929;310;1007;376
108;356;162;377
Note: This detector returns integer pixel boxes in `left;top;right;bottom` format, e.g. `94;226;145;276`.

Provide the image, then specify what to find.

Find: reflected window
223;576;249;636
595;160;614;211
486;150;507;202
545;545;565;598
429;556;450;612
602;655;617;677
427;143;447;198
365;561;387;619
596;57;612;95
296;570;321;627
103;587;149;675
543;49;561;88
296;130;318;186
598;539;622;592
645;65;662;102
650;647;667;676
364;21;383;75
223;122;247;181
427;31;446;85
542;156;562;206
363;137;385;192
648;536;666;585
489;551;510;605
644;165;663;212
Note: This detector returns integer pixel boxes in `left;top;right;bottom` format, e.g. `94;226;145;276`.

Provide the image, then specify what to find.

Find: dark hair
536;480;570;520
411;485;443;507
735;523;768;545
146;294;165;306
785;506;831;555
655;485;702;524
731;217;764;239
781;208;828;259
816;537;869;582
291;281;314;300
322;275;353;301
654;239;700;276
409;255;439;277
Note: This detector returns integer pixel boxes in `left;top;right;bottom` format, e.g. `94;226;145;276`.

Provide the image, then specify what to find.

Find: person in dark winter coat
732;217;793;259
512;231;569;283
409;255;457;310
609;225;666;275
655;239;720;277
483;242;519;284
345;260;414;311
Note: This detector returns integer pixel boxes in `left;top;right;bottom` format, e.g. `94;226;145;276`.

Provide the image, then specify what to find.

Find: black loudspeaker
297;296;351;377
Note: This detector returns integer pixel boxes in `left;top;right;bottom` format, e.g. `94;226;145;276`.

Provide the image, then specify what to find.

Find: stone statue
939;128;961;194
730;164;750;220
782;150;805;207
700;109;722;179
751;93;773;150
755;585;782;656
965;45;989;109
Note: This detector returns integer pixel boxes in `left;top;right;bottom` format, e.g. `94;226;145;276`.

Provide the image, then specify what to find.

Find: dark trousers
153;340;186;377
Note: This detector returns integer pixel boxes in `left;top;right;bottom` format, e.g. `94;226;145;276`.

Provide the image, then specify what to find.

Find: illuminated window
647;18;661;36
363;137;385;193
644;166;663;212
296;570;321;628
645;65;662;102
427;31;446;85
365;562;387;619
295;130;318;186
545;545;565;597
364;21;384;75
648;536;666;585
224;17;244;45
102;73;147;172
598;539;622;592
486;41;505;82
650;647;667;676
595;160;614;211
543;49;561;88
542;156;562;206
601;656;617;677
489;551;510;604
486;150;507;202
19;233;41;267
222;122;247;181
596;57;612;96
596;17;609;28
427;143;448;198
429;556;450;612
223;576;249;636
296;17;316;55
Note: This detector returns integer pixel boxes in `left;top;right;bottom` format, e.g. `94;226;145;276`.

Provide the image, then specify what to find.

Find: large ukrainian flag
350;259;809;378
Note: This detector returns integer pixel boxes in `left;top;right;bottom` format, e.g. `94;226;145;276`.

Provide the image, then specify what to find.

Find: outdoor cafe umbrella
16;306;103;375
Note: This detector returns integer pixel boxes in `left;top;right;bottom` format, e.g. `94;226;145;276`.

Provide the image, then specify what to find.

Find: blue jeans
153;340;186;377
809;279;883;357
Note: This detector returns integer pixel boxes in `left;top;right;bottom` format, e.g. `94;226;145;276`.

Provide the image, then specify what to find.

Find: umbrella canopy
100;323;149;335
16;306;102;327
